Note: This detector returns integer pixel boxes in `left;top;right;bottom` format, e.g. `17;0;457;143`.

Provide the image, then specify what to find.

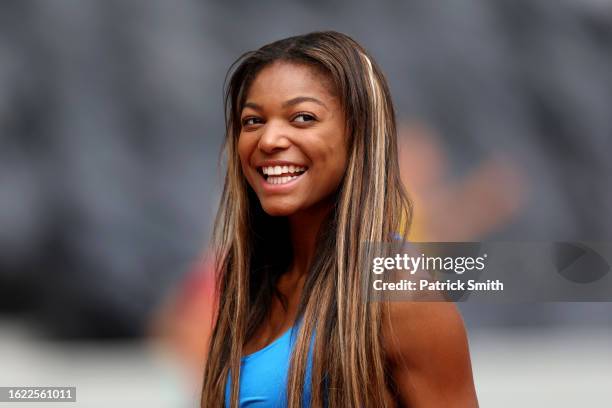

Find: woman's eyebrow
243;96;328;112
282;96;328;110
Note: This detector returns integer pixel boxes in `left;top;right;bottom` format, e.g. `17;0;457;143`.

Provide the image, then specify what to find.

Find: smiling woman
238;61;348;217
201;31;478;408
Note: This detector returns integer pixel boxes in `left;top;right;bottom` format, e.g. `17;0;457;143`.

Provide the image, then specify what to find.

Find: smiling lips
259;165;308;185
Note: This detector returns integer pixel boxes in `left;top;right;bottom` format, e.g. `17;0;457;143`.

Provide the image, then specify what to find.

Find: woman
201;31;478;408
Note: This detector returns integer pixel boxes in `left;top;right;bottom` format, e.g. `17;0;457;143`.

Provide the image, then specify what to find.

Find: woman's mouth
259;165;308;185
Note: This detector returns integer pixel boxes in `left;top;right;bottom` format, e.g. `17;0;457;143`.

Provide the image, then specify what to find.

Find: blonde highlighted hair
201;31;412;408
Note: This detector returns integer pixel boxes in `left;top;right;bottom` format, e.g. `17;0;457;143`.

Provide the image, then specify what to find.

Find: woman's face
238;61;348;216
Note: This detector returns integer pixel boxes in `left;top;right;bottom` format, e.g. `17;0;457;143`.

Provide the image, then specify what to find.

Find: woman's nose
257;121;291;153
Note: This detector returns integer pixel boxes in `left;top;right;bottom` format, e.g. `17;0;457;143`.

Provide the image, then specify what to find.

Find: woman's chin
260;201;300;217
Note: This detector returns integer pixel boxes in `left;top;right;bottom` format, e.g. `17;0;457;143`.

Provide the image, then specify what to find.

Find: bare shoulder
382;302;479;407
382;302;467;362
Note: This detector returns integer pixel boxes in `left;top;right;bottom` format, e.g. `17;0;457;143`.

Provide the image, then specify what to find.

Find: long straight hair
201;31;412;408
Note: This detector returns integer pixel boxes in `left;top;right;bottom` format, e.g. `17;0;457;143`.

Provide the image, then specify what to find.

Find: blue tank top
224;322;315;407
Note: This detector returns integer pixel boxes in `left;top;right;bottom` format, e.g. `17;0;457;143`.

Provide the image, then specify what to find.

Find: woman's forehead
246;60;339;101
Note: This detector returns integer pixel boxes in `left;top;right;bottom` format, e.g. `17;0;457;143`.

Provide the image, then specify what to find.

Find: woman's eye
242;117;261;126
293;113;315;123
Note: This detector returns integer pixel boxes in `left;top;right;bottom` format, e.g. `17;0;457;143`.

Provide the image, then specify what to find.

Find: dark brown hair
201;30;412;408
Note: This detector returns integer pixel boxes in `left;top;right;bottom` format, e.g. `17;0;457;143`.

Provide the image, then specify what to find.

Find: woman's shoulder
381;302;478;406
383;302;478;407
381;301;469;367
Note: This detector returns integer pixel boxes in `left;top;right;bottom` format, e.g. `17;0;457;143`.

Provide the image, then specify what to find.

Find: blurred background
1;0;611;406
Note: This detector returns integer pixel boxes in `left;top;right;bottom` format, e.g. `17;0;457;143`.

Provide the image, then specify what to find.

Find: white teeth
260;165;308;177
266;173;303;185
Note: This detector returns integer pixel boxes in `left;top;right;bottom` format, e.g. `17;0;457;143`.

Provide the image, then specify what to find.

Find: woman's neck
287;201;332;279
